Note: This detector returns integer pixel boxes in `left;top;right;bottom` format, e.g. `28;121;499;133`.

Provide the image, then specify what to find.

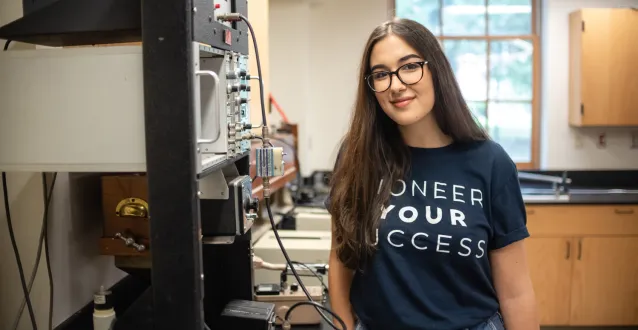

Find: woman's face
368;34;435;127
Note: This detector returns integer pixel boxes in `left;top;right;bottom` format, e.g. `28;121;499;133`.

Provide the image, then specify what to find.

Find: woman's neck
399;112;452;148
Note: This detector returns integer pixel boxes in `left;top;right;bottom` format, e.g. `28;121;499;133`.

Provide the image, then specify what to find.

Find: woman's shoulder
454;139;516;173
455;139;510;159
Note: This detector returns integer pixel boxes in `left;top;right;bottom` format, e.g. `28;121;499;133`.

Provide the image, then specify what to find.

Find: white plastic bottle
93;285;116;330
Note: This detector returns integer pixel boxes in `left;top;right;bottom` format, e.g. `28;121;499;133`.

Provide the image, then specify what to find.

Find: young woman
325;18;539;330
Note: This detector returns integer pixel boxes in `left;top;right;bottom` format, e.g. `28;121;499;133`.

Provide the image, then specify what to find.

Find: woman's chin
388;111;429;127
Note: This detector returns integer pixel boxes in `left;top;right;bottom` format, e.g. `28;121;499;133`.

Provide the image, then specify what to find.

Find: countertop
517;169;638;205
524;192;638;205
520;183;638;205
294;185;638;209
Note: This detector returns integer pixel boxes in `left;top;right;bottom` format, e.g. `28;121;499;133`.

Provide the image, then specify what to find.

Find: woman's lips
392;97;415;108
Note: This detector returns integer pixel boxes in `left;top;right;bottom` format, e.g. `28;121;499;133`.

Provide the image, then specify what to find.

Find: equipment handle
195;70;221;144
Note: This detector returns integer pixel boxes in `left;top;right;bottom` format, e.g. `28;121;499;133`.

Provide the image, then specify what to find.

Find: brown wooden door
526;237;575;325
581;9;638;126
570;237;638;325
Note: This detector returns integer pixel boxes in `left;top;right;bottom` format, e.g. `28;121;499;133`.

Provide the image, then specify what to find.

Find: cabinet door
526;237;574;325
570;237;638;325
581;9;638;126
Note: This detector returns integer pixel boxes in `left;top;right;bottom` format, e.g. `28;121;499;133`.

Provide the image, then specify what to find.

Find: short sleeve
489;172;530;250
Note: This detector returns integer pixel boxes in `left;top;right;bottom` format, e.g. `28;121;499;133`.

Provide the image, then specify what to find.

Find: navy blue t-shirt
325;140;529;330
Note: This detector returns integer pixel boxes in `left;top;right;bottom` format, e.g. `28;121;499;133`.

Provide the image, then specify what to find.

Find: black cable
239;15;267;127
42;173;56;330
290;261;328;294
284;301;346;330
11;173;57;330
235;13;343;330
4;39;11;51
2;172;39;330
251;135;274;147
265;199;343;330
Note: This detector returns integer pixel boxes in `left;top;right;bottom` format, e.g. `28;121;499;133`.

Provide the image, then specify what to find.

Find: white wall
269;0;312;174
269;0;390;176
0;0;126;328
270;0;638;174
540;0;638;169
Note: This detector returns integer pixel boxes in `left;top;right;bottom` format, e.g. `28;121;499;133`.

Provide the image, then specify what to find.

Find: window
393;0;540;168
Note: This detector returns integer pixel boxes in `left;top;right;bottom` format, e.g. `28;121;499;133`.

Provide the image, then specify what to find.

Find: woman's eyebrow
370;53;422;72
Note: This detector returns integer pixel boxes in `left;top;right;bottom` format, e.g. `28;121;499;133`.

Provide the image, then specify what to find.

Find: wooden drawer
526;204;638;237
100;174;151;256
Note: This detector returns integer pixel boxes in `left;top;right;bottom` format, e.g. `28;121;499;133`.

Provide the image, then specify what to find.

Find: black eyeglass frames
365;61;428;93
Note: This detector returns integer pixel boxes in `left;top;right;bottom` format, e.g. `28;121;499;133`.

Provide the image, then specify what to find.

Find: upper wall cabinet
569;8;638;127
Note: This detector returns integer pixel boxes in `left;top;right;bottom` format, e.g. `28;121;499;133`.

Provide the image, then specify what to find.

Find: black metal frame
142;1;252;329
142;0;205;328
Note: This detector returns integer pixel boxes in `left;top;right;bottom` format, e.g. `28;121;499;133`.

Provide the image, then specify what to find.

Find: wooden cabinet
525;205;638;326
568;9;638;127
526;237;573;325
570;237;638;325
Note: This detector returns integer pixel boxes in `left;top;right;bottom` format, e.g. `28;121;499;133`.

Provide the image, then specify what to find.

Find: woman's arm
328;226;356;330
490;240;539;330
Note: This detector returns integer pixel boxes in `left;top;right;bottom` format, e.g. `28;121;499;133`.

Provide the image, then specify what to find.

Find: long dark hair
328;18;489;271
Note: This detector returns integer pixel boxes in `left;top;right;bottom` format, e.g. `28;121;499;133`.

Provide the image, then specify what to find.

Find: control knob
235;96;248;106
228;82;249;93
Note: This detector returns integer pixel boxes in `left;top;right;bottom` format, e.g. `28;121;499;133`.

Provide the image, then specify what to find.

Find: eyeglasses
365;61;428;93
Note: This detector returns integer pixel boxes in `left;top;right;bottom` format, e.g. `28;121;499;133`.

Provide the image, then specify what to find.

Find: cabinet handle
614;208;635;215
577;239;582;260
566;241;571;259
526;209;535;215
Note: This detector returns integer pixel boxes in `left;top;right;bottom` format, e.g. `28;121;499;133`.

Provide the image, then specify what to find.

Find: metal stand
142;1;252;329
142;1;205;329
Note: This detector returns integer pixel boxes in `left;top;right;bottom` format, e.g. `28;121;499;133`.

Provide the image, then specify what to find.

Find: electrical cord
11;173;57;330
265;200;342;329
283;301;346;330
2;172;39;330
4;39;11;51
42;173;56;330
290;261;328;295
239;14;266;127
219;13;345;329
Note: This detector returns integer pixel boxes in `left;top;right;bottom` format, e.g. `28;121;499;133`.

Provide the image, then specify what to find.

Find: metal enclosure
0;44;250;174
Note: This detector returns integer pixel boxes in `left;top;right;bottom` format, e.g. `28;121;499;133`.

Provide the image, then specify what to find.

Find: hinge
582;21;585;32
581;104;584;115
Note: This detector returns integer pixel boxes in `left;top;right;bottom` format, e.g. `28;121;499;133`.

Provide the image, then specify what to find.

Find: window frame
389;0;541;170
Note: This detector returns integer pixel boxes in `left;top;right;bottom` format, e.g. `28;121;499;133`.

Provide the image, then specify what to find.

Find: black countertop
297;170;638;207
519;170;638;205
